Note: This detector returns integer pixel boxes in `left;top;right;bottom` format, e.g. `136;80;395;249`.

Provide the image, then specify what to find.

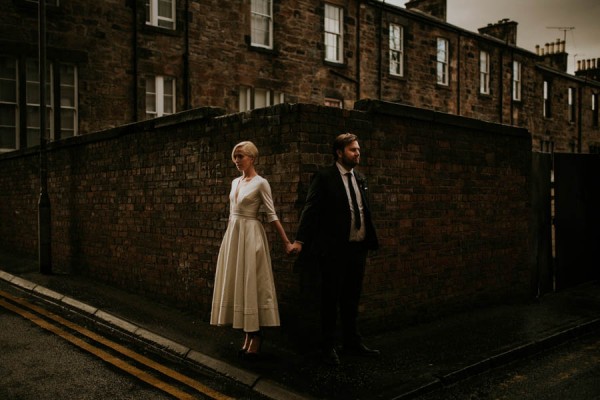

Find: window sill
248;44;278;56
324;60;346;68
389;73;406;81
142;24;180;36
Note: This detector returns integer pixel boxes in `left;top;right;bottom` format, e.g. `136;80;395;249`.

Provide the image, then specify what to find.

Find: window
60;64;78;138
543;80;551;118
146;76;175;118
436;38;449;85
389;24;404;77
0;56;18;152
512;61;521;101
324;98;343;108
145;0;175;29
592;93;599;127
540;139;554;154
0;57;77;151
479;51;490;94
251;0;273;49
239;87;284;111
324;4;343;63
568;87;576;123
26;59;53;147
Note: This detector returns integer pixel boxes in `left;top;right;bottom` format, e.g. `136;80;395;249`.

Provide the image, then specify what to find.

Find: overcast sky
389;0;600;73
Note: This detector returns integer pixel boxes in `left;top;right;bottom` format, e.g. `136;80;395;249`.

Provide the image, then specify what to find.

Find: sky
388;0;600;74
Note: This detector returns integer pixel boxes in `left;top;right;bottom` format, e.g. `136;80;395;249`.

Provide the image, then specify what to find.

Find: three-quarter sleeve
259;178;279;223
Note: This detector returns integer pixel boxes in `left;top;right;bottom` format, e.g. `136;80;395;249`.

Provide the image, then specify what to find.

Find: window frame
59;64;78;139
25;58;54;146
512;61;522;101
389;23;404;77
479;51;490;94
145;0;176;30
0;56;19;152
251;0;273;49
568;87;576;123
543;80;552;118
592;93;599;127
146;75;176;119
239;86;284;111
436;38;449;86
324;98;343;108
324;4;344;64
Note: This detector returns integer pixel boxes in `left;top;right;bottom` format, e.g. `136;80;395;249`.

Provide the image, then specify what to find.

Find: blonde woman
210;141;293;358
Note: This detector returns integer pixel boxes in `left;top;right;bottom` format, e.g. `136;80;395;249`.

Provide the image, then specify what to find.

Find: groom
292;133;379;366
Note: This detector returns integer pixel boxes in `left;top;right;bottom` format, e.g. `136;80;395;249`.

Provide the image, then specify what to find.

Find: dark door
554;154;600;290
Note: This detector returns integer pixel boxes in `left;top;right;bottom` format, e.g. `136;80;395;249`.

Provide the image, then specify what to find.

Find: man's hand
290;241;303;255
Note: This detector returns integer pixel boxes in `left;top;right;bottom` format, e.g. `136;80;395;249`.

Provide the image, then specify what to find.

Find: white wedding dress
210;175;281;332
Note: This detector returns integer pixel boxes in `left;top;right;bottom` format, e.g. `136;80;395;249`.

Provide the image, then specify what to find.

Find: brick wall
0;101;532;333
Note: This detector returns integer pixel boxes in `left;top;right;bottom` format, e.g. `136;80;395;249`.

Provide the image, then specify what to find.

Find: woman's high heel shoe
238;333;251;357
242;332;262;360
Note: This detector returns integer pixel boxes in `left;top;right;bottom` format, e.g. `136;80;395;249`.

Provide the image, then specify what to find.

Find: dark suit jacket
296;164;379;263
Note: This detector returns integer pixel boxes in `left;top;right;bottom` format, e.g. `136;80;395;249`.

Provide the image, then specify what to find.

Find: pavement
1;250;599;400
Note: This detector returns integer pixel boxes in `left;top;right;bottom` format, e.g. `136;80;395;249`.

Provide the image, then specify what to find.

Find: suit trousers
320;241;367;349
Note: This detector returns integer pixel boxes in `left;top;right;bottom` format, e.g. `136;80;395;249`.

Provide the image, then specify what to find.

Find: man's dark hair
332;133;358;160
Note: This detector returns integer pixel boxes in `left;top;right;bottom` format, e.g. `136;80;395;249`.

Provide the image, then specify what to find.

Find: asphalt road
415;329;600;400
0;281;265;400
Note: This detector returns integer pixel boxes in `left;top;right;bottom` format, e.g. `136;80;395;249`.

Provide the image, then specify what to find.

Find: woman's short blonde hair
231;141;259;161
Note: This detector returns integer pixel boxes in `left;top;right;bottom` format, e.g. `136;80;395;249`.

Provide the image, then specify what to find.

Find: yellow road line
0;289;233;400
0;298;197;400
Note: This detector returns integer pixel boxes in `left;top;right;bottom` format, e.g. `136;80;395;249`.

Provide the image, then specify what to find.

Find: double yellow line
0;289;233;400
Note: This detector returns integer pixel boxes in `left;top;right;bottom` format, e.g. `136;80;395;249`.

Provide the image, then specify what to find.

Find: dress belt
230;212;259;220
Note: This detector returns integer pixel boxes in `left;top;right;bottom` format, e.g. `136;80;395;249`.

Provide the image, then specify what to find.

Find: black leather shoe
322;347;340;366
343;343;380;357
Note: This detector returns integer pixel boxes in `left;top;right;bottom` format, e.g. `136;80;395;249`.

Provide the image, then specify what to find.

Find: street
0;282;265;400
416;329;600;400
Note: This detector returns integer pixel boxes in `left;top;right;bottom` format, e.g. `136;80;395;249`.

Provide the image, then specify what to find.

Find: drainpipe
499;48;504;124
577;85;583;152
184;0;190;109
132;0;138;121
456;32;461;115
377;0;384;100
356;0;361;101
510;47;514;126
38;0;51;274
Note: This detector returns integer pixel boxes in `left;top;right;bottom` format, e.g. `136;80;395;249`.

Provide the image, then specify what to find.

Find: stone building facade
1;0;599;153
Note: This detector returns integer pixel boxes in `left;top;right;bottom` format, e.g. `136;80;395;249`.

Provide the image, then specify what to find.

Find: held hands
289;241;302;256
284;241;295;255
